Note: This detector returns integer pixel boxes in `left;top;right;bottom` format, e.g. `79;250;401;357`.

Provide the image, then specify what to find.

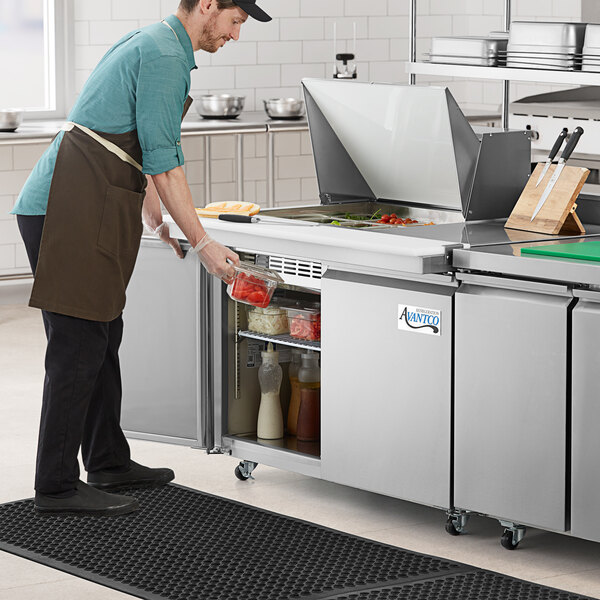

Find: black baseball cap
232;0;272;22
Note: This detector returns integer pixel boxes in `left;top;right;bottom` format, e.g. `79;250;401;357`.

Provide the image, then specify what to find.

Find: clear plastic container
247;305;289;335
286;306;321;341
227;262;281;308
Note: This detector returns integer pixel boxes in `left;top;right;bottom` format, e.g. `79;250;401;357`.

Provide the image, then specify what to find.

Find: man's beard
198;14;228;53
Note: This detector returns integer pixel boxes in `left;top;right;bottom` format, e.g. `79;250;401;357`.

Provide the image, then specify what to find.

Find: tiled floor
1;303;600;599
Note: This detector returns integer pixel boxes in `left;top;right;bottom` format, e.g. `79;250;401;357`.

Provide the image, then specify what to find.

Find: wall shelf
407;62;600;86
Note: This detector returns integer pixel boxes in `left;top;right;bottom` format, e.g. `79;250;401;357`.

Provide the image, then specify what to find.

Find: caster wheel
445;518;461;536
501;530;519;550
234;464;250;481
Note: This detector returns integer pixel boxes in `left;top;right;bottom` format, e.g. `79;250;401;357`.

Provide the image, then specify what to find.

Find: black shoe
87;460;175;490
35;481;139;517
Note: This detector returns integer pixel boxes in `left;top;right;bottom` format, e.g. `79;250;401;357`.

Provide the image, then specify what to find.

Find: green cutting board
521;240;600;262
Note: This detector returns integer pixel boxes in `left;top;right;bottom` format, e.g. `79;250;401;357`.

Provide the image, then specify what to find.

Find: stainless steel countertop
453;232;600;286
0;107;495;144
374;218;600;247
0;111;308;144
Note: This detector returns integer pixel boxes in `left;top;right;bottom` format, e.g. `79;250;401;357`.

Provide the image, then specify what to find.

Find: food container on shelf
429;37;507;66
581;24;600;72
506;21;587;70
227;262;282;308
247;304;290;335
508;21;587;49
286;306;321;342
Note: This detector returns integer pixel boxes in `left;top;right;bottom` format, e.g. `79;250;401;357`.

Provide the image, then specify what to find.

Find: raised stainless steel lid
301;79;479;212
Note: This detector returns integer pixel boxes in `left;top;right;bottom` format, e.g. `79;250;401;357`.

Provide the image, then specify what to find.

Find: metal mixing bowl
196;94;245;119
263;98;305;120
0;109;23;132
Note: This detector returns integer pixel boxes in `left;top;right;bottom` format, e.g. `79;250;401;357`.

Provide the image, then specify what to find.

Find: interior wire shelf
238;330;321;352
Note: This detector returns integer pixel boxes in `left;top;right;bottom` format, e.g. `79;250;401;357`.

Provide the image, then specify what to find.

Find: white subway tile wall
0;1;584;276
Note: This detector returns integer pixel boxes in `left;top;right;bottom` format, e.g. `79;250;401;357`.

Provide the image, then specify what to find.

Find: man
11;0;272;517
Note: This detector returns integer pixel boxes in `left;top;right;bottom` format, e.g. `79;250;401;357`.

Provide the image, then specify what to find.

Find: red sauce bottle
296;351;320;442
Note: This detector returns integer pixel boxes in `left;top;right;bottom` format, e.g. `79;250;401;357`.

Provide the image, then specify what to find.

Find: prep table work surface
165;210;600;276
0;111;308;142
454;236;600;285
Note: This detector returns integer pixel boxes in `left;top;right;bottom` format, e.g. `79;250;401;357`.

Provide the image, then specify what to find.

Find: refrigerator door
120;238;211;448
571;290;600;542
454;273;572;531
321;270;454;510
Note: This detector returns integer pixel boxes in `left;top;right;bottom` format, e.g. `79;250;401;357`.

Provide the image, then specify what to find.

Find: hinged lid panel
303;79;480;212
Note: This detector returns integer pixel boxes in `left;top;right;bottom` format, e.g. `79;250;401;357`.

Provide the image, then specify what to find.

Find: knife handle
218;214;253;223
560;126;584;162
548;129;568;161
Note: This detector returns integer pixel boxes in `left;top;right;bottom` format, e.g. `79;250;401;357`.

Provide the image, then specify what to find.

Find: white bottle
257;342;284;439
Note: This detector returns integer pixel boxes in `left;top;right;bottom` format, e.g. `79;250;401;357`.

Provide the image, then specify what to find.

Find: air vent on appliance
267;255;324;280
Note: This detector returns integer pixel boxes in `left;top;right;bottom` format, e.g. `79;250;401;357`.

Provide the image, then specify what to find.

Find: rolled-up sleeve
136;55;189;175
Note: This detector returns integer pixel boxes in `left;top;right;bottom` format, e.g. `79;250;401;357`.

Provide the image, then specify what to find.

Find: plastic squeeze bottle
257;343;284;439
287;348;303;435
297;351;321;442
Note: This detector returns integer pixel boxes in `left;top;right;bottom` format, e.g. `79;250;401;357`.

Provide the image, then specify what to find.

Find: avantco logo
398;304;441;336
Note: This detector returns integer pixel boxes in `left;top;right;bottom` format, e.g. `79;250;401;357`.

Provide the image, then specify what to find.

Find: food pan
508;21;586;51
582;23;600;69
504;51;579;70
429;53;499;67
583;23;600;51
430;36;507;66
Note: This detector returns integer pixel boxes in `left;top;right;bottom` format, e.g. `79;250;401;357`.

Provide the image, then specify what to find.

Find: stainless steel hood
302;78;531;221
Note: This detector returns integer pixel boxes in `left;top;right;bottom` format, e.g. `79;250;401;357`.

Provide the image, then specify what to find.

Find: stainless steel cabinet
454;274;572;531
120;238;208;446
321;271;455;509
571;290;600;542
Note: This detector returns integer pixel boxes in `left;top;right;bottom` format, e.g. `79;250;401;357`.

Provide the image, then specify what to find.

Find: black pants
18;215;131;496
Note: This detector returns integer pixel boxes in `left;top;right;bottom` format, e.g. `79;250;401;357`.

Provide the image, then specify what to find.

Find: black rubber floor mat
0;484;594;600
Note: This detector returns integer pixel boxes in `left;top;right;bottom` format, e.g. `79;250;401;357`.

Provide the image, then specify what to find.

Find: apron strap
161;19;180;42
62;122;143;173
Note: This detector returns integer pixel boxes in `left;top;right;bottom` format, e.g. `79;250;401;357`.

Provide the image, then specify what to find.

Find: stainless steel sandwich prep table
119;79;600;550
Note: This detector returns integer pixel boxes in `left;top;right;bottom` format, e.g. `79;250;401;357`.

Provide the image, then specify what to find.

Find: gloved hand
144;221;184;258
191;234;240;283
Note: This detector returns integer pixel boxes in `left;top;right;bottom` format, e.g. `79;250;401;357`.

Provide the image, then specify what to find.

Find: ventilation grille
267;255;324;281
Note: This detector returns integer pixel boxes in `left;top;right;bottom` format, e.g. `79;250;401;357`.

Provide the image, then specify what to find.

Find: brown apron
30;96;194;322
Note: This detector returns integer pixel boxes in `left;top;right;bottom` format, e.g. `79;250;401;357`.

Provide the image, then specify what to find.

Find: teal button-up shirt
12;14;197;215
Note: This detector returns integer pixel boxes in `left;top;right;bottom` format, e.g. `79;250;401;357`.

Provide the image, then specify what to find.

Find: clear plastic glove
144;221;184;258
191;235;240;283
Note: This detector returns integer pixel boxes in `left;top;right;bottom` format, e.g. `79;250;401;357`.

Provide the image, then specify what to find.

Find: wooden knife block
505;162;589;235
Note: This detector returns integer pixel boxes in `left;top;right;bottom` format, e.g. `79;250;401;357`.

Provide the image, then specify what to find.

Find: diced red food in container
287;307;321;341
227;263;280;308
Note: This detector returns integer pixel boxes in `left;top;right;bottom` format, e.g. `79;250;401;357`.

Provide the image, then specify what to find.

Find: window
0;0;73;118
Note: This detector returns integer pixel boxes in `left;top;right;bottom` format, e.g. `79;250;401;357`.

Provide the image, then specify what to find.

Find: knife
535;129;568;187
218;214;316;226
531;126;584;222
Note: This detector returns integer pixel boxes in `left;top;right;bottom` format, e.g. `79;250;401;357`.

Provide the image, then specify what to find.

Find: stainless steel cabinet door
572;296;600;542
454;278;571;531
120;239;205;445
321;271;454;509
